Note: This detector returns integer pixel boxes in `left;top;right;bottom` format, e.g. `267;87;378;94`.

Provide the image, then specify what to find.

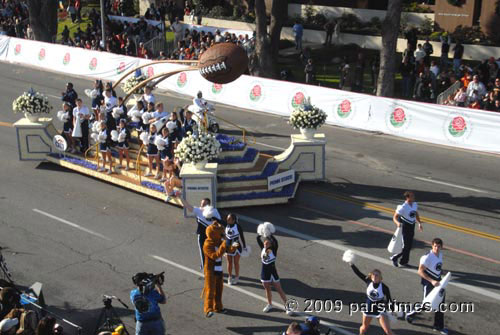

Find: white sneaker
144;172;153;177
232;276;239;285
124;166;130;171
155;173;161;179
165;195;171;203
98;167;105;172
107;169;112;175
263;304;272;313
228;277;233;285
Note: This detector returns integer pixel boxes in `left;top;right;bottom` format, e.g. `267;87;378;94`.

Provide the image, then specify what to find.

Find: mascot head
206;220;224;245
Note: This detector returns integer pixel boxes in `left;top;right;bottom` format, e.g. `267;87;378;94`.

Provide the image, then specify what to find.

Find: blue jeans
136;319;165;335
295;35;302;50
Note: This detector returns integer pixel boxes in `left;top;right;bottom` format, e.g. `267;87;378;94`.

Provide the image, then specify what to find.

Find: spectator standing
292;20;303;50
323;20;334;46
304;58;315;84
430;60;440;77
370;55;380;92
75;0;82;22
453;42;464;74
67;1;77;23
422;38;433;66
494;99;500;113
440;35;450;69
400;57;414;98
453;86;467;107
171;17;183;47
352;52;365;93
414;44;426;64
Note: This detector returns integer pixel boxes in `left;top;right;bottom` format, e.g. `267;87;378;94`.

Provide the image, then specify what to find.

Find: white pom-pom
139;131;149;145
262;222;275;237
154;136;166;151
342;249;356;264
118;132;126;143
85;88;98;99
112;107;123;119
56;110;69;122
142;112;154;124
202;206;216;220
166;121;176;131
129;109;143;122
91;133;99;142
111;130;119;142
98;133;107;143
257;224;265;236
240;245;252;257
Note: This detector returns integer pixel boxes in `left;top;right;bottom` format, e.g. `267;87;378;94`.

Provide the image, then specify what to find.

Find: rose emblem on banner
337;100;352;118
249;85;262;102
291;92;305;109
212;83;223;94
63;52;71;65
89;57;98;71
117;62;126;74
147;66;154;78
448;116;467;137
177;72;187;88
38;48;46;61
390;108;407;128
14;44;21;55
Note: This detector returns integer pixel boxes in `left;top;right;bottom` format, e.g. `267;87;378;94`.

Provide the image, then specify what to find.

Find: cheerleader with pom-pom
225;213;247;285
142;124;160;179
128;100;145;131
342;250;395;335
58;102;76;153
112;97;127;127
96;122;114;174
86;79;104;120
115;119;131;170
142;85;155;105
256;222;291;314
164;156;182;202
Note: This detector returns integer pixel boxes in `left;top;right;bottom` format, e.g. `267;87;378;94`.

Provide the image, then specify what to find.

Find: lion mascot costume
202;221;237;317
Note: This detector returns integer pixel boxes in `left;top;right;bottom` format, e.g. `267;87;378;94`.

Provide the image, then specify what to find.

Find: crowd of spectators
398;34;500;112
0;0;31;39
0;283;66;335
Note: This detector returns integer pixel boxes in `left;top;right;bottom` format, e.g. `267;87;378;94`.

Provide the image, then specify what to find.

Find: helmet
197;91;202;98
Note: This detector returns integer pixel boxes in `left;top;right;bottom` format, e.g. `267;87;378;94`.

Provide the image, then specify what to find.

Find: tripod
93;295;130;335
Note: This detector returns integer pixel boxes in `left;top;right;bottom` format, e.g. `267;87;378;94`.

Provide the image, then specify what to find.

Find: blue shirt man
292;21;303;50
130;282;166;335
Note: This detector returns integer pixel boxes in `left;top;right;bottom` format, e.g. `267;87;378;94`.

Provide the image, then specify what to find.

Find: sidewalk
279;42;324;57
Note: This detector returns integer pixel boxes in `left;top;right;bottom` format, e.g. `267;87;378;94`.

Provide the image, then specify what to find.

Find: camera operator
130;273;166;335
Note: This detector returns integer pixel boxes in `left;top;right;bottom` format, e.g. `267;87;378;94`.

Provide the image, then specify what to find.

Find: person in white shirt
430;60;440;77
406;238;448;335
414;44;426;63
180;196;221;271
149;102;169;130
73;98;91;153
171;17;183;47
142;85;155;105
466;75;486;101
390;191;423;267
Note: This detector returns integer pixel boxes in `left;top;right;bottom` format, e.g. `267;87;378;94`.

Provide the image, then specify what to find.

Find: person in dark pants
323;20;334;46
406;238;448;335
390;191;423;267
62;82;78;109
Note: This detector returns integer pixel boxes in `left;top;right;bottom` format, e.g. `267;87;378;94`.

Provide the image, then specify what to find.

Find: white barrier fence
1;36;500;153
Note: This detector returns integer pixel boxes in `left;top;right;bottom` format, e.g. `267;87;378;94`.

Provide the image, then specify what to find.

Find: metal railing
437;80;461;105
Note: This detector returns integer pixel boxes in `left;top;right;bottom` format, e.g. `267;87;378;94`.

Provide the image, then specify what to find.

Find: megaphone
153;116;168;132
422;272;452;310
72;113;82;138
387;227;403;254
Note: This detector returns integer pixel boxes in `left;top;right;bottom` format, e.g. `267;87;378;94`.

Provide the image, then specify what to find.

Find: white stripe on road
412;176;489;194
33;209;112;241
150;255;354;335
237;214;500;303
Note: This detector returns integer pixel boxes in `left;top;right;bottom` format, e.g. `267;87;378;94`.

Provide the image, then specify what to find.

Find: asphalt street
0;61;499;335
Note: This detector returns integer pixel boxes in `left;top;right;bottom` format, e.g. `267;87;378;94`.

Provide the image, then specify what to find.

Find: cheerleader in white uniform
158;127;173;182
225;213;246;285
128;100;145;131
257;224;290;314
348;261;394;335
142;85;155;105
144;124;160;178
97;122;114;174
116;119;131;170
